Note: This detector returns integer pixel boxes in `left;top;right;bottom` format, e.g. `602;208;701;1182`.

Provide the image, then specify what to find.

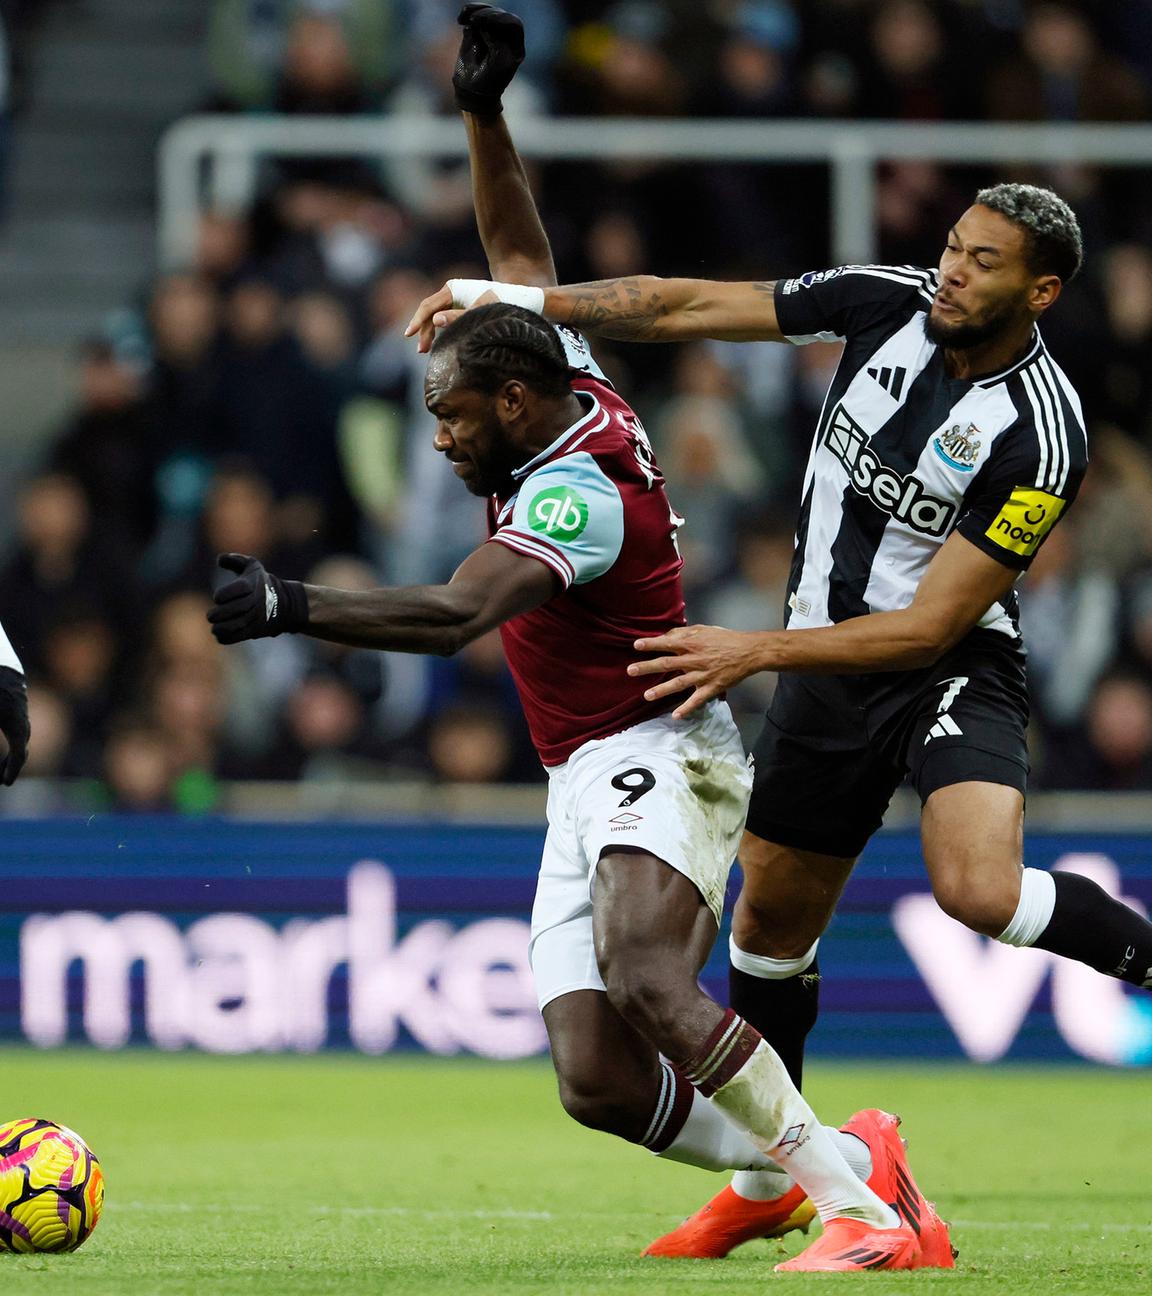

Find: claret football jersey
774;265;1088;641
487;328;686;766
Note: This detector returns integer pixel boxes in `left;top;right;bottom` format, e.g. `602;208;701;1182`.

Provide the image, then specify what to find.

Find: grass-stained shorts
530;700;752;1011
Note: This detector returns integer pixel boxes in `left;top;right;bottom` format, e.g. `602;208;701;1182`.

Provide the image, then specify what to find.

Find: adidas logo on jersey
824;405;957;538
924;714;963;744
866;365;907;400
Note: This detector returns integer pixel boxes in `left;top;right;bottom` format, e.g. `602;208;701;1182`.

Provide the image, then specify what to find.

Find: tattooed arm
406;274;787;350
541;276;788;343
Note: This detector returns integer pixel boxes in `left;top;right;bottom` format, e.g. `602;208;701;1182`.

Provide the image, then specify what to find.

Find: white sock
998;867;1057;946
731;1127;871;1201
729;936;819;978
654;1088;779;1173
827;1128;873;1181
708;1040;897;1227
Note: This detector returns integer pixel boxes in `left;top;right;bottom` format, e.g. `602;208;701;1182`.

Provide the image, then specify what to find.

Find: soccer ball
0;1118;104;1253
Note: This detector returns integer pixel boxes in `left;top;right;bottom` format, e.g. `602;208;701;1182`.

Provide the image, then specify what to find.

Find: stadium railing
158;116;1152;268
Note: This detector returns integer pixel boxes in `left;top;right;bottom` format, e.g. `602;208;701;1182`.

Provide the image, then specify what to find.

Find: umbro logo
924;715;963;744
866;365;907;400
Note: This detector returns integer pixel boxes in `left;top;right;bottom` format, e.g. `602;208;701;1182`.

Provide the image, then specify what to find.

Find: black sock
1033;871;1152;986
729;958;820;1090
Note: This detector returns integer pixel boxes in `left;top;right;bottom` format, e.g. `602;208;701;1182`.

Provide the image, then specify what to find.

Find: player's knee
731;895;825;958
556;1075;642;1139
931;870;1018;936
601;961;682;1045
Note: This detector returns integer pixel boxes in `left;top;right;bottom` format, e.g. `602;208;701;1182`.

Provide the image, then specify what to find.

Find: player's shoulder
780;263;938;307
1002;335;1087;441
992;335;1087;492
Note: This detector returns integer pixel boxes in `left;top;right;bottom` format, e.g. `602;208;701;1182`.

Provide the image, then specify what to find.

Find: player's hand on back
453;4;526;117
629;625;765;720
207;553;308;645
0;667;29;786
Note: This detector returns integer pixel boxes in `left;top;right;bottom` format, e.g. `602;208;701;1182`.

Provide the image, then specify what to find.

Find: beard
459;435;520;498
923;298;1021;350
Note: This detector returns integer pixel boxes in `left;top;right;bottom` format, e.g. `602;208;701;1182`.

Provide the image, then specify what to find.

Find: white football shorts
529;700;752;1011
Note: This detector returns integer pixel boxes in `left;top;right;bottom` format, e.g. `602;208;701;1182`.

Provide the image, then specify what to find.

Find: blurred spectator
426;701;516;784
702;515;796;737
651;344;770;583
275;12;370;115
987;2;1148;122
207;0;396;113
214;275;356;549
101;721;177;813
561;3;684;116
1094;246;1152;443
1019;521;1120;736
697;2;798;117
47;341;157;550
22;683;74;780
195;210;252;289
41;608;122;776
1046;674;1152;791
0;474;135;674
858;0;972;120
260;670;389;781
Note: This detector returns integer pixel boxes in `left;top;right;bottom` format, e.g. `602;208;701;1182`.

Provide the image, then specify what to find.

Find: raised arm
453;5;556;287
465;114;556;288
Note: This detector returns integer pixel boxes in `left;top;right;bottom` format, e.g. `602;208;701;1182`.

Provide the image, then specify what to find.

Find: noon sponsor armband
984;487;1066;558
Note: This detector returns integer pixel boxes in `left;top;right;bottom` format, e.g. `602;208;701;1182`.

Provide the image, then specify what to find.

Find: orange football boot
642;1181;815;1258
840;1108;957;1268
774;1216;922;1272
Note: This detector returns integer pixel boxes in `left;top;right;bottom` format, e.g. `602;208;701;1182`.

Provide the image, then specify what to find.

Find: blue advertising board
4;818;1151;1064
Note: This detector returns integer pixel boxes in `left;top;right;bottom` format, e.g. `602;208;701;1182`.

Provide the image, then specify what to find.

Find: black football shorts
745;629;1030;858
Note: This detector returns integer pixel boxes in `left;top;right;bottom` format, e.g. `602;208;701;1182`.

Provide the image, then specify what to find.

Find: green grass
0;1049;1147;1294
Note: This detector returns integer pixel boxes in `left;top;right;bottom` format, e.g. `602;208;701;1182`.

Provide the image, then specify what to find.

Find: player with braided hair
442;304;574;400
210;5;951;1272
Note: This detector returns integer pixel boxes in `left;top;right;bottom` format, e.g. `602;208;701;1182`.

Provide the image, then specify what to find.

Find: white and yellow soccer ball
0;1118;104;1252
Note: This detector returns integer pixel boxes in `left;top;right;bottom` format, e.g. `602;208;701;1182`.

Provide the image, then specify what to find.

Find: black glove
207;553;309;645
0;666;29;786
453;3;525;116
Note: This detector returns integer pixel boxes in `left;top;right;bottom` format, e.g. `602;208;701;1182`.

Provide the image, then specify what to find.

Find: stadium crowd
5;0;1152;808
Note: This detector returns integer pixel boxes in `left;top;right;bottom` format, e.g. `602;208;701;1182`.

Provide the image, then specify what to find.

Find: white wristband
446;278;546;315
0;621;23;674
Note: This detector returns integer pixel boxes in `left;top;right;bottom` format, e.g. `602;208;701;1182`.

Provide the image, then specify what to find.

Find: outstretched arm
541;276;787;342
626;532;1020;717
208;544;557;657
407;273;789;351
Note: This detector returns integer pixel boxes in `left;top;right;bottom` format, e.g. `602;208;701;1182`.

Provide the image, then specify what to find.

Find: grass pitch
0;1048;1147;1295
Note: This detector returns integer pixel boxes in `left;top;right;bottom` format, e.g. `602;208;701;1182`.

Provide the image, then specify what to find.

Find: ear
1030;274;1062;316
498;379;528;420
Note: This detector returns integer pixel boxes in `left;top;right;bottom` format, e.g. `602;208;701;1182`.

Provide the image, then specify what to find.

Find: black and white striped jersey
774;264;1087;642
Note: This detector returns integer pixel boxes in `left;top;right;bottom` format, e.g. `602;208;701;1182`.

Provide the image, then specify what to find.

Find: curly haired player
409;14;1152;1265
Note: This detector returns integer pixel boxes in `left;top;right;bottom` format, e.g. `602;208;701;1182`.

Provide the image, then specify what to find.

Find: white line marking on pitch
114;1204;1152;1233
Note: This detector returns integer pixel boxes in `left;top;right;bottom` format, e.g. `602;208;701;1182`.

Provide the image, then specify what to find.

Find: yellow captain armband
985;487;1066;557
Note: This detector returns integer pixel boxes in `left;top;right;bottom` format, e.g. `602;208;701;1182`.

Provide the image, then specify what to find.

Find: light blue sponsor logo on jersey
933;423;982;472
